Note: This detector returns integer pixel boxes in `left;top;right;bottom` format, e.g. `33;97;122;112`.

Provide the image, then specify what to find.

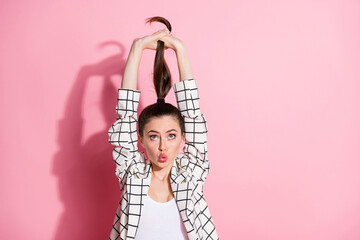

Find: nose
158;138;167;151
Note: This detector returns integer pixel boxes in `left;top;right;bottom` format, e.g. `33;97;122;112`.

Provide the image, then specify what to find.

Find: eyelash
149;134;176;140
150;135;157;140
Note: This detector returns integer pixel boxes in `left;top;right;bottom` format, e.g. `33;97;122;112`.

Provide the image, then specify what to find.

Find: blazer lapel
126;163;151;239
170;160;198;240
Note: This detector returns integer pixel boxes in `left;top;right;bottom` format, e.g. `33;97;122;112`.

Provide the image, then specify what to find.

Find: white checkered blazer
108;79;219;240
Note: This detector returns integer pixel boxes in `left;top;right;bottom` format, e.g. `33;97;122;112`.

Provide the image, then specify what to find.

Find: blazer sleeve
173;79;210;181
108;88;141;181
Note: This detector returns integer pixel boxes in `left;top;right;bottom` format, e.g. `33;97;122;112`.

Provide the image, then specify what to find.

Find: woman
108;16;219;240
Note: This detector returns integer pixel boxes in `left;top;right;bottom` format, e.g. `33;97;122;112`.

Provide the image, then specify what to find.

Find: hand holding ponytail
135;28;170;51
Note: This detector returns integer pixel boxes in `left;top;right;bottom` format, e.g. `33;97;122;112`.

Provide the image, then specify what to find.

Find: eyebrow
147;129;178;134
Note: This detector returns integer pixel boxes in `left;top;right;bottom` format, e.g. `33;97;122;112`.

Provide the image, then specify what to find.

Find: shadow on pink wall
52;41;144;239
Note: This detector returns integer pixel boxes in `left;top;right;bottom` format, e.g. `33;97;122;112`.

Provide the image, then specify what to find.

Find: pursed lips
158;153;168;162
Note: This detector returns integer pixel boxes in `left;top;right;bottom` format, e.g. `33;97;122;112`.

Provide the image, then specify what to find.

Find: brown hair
138;16;185;138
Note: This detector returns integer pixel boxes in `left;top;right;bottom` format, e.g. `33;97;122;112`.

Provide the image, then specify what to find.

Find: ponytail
138;16;184;138
145;16;172;99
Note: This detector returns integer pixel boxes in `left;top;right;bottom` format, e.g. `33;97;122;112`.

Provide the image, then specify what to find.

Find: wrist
131;38;145;52
174;41;186;54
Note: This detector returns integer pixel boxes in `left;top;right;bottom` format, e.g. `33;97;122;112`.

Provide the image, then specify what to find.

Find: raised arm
161;36;210;181
173;79;209;181
175;44;194;81
160;35;194;81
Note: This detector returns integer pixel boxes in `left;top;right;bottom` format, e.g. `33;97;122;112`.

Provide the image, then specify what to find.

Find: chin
152;159;174;169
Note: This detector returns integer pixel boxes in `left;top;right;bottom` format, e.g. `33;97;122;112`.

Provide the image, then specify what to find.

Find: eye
149;135;158;140
168;134;176;140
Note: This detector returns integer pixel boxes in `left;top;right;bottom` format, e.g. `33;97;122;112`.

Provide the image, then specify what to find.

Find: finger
152;31;170;41
154;28;170;35
159;35;172;43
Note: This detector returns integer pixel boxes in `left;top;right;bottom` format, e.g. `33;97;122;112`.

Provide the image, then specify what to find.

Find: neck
151;164;172;181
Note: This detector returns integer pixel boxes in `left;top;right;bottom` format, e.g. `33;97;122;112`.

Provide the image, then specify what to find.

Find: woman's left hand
159;34;185;52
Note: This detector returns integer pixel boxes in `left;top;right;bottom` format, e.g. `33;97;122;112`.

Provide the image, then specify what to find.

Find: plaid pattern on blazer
108;79;219;240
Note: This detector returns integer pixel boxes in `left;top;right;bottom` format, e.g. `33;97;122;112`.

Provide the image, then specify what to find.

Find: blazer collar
170;155;191;184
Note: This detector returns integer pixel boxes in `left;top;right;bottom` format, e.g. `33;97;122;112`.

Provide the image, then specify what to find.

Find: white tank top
134;195;189;240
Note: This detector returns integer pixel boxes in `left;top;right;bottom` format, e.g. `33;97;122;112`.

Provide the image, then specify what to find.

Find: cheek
169;139;183;152
142;140;154;151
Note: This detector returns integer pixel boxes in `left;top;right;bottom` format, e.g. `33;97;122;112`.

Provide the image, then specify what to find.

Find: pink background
1;0;360;239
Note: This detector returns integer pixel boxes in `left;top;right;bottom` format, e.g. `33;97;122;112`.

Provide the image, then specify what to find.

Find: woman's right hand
133;28;171;51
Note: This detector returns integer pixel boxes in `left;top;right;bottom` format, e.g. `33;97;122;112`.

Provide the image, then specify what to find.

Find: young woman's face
139;115;184;171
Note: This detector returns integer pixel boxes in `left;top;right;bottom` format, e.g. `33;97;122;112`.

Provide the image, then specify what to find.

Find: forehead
144;116;180;133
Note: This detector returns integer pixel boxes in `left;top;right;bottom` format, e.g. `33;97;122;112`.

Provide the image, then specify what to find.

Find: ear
138;134;145;147
181;132;185;144
180;133;186;151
